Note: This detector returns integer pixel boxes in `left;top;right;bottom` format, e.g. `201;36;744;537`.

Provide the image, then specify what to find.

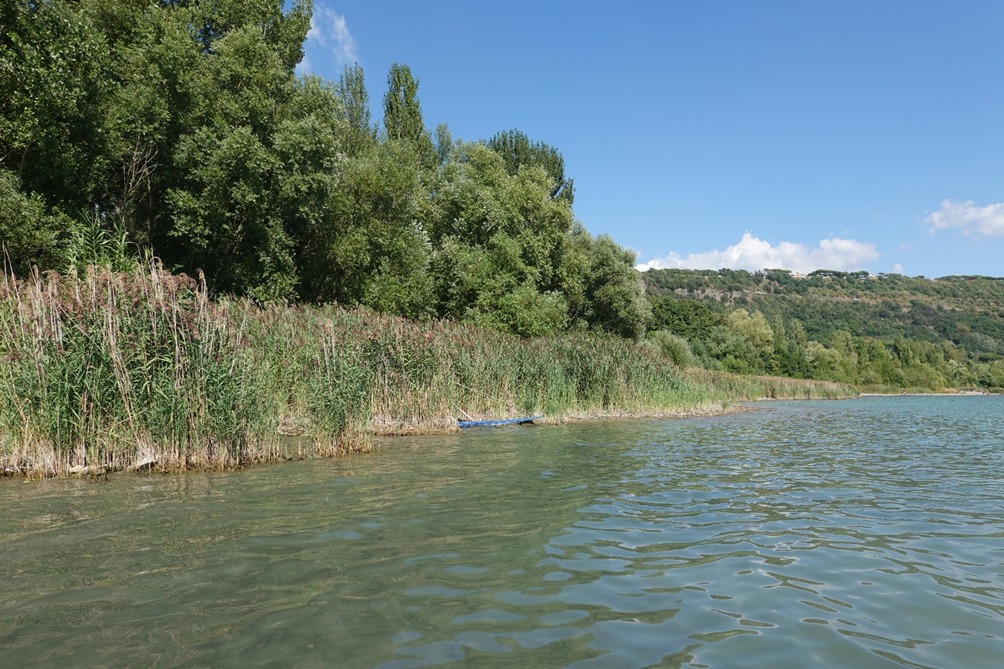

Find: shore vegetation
0;263;854;478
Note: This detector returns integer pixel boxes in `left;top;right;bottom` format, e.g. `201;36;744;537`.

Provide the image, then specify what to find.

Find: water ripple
1;396;1002;667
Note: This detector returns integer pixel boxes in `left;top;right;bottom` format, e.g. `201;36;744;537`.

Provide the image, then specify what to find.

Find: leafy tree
94;1;203;248
156;1;322;300
574;234;649;339
166;21;303;300
649;295;724;341
427;143;573;334
433;123;454;165
0;0;110;214
382;63;434;164
181;0;310;70
646;330;695;367
769;316;811;378
336;62;375;156
804;341;843;379
0;168;68;275
487;129;574;204
271;76;348;300
727;309;773;353
315;140;434;318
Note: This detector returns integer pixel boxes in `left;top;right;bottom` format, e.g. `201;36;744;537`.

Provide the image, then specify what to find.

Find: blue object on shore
457;415;542;428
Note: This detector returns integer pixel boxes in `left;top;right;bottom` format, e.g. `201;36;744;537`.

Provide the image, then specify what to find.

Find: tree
648;295;725;341
646;330;696;367
0;0;110;215
336;63;375;156
0;0;317;288
487;129;574;204
575;234;649;339
702;309;776;373
382;63;433;164
315;140;434;318
165;4;314;300
0;168;67;275
427;142;572;333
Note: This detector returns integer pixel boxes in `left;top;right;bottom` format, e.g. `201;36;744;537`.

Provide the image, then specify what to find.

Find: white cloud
924;199;1004;237
635;232;879;274
298;6;357;73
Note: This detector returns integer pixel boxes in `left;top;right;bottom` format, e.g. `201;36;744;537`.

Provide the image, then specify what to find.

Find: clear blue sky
299;1;1004;278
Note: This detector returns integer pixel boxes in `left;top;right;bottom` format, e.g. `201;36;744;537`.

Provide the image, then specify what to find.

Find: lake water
1;396;1003;668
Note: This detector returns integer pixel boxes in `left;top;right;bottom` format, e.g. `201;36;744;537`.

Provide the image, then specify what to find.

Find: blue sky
298;1;1004;278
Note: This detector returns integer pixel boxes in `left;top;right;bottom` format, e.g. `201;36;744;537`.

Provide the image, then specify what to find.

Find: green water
2;396;1003;668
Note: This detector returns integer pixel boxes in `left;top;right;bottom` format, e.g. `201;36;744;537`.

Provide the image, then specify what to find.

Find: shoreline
365;401;752;436
858;390;995;397
3;401;754;480
2;375;863;480
19;389;1004;480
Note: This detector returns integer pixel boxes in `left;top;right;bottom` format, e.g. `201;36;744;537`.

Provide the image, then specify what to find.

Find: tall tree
572;232;650;339
164;1;315;300
382;63;433;164
427;143;573;334
335;63;375;156
382;63;423;142
0;168;68;275
487;129;574;205
303;140;434;318
0;0;110;214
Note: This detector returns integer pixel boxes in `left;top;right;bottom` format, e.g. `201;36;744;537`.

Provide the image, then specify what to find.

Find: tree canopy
1;0;647;340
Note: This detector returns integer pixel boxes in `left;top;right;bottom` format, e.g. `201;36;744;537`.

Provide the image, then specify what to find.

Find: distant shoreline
858;390;995;397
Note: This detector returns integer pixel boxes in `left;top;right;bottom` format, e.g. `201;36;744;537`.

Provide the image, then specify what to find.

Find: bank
1;265;855;478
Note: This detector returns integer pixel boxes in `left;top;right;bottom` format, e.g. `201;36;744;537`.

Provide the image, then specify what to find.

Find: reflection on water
1;396;1003;668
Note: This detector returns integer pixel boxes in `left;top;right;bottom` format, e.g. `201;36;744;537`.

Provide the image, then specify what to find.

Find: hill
642;268;1004;390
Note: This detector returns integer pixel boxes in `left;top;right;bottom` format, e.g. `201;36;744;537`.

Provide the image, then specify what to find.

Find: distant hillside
641;268;1004;390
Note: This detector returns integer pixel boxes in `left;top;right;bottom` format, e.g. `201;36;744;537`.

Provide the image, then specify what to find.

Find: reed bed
1;264;856;477
0;264;284;476
684;369;857;402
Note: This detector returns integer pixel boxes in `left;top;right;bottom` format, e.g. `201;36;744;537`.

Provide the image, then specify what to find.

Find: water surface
2;396;1003;667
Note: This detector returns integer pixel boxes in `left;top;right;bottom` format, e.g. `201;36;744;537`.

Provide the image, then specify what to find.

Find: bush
646;330;695;367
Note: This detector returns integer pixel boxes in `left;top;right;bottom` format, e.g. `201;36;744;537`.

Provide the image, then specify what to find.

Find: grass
0;263;283;476
684;368;856;402
0;263;858;477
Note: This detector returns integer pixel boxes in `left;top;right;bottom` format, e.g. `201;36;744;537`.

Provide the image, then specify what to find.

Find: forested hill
641;268;1004;390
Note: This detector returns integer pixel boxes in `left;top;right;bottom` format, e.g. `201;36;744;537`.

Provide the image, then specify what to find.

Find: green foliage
649;294;725;340
486;128;574;204
571;233;650;339
382;62;434;164
383;63;422;141
335;63;375;156
0;169;67;275
64;208;136;274
2;263;858;476
642;267;1004;390
428;143;574;333
0;0;110;212
165;14;318;301
0;264;283;475
646;330;695;367
0;2;660;346
310;140;434;317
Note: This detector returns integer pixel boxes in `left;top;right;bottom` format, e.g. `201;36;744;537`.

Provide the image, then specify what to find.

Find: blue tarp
457;415;542;428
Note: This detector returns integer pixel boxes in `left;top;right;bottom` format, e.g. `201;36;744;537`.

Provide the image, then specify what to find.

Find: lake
1;396;1002;667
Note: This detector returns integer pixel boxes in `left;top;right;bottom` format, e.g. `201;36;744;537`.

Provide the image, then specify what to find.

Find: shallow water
1;396;1003;668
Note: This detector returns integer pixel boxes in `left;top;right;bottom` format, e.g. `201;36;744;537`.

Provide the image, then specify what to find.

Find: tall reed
0;263;857;477
683;368;856;402
0;263;280;475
